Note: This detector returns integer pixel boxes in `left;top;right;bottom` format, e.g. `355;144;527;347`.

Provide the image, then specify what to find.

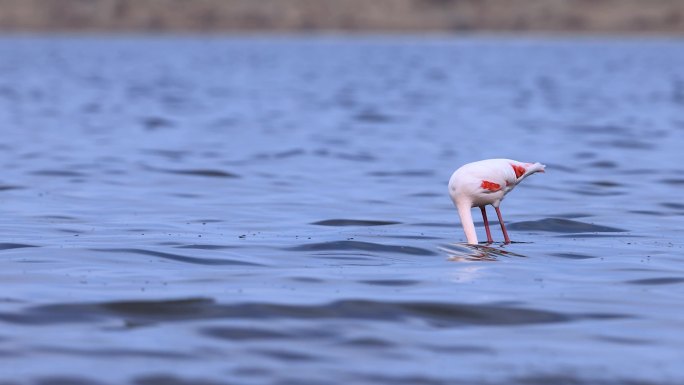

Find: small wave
134;374;234;385
144;149;188;160
595;335;652;345
595;139;655;150
35;346;194;360
142;164;239;178
511;374;670;385
408;192;441;197
0;298;628;327
188;219;224;223
589;180;622;188
141;116;175;130
289;241;436;256
556;233;635;238
30;170;86;177
570;124;633;134
310;219;401;226
252;348;318;362
628;210;663;216
201;326;289;341
289;277;324;283
569;188;626;197
412;222;453;228
92;248;261;266
340;337;397;348
368;170;434;177
202;325;337;343
58;229;84;234
273;149;306;159
661;202;684;210
354;109;395;123
358;279;420;286
162;169;240;178
385;235;442;240
508;218;626;233
660;178;684;185
551;213;593;219
174;244;239;250
335;152;376;162
552;253;597;260
29;376;103;385
626;277;684;285
0;243;37;251
35;215;80;221
0;185;24;191
587;160;619;169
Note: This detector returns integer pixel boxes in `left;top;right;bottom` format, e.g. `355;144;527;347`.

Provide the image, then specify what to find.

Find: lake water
0;36;683;385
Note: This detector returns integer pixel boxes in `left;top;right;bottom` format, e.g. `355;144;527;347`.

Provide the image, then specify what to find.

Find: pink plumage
448;159;546;245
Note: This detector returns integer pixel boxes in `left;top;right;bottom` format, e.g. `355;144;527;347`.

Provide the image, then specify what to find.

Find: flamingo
448;159;545;245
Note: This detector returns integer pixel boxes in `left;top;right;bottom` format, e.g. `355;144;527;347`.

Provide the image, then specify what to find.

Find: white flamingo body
448;159;545;244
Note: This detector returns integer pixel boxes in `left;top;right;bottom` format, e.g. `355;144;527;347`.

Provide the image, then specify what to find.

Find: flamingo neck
456;202;478;245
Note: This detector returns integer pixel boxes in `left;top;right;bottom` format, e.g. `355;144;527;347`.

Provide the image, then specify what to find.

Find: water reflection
441;243;528;262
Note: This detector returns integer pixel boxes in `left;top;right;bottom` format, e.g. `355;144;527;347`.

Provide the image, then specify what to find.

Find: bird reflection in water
440;243;527;262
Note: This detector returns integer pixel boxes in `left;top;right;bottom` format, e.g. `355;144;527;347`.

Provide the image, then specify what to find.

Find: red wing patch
511;164;526;179
481;180;501;191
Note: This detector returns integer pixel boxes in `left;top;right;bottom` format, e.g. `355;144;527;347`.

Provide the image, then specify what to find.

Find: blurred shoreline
1;0;684;34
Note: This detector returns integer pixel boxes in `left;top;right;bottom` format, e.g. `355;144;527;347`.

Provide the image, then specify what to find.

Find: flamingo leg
494;206;511;244
479;206;494;244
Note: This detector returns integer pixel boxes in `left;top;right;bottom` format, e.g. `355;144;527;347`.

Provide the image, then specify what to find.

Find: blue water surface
0;36;683;385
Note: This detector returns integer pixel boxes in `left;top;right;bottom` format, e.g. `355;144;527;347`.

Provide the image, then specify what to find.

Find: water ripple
91;248;261;266
0;298;629;327
0;184;24;191
142;164;240;178
30;170;86;177
288;241;436;256
358;279;420;286
310;219;401;226
552;252;598;260
626;277;684;285
174;244;239;250
134;375;234;385
368;170;434;177
0;243;38;251
508;218;626;233
33;376;104;385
